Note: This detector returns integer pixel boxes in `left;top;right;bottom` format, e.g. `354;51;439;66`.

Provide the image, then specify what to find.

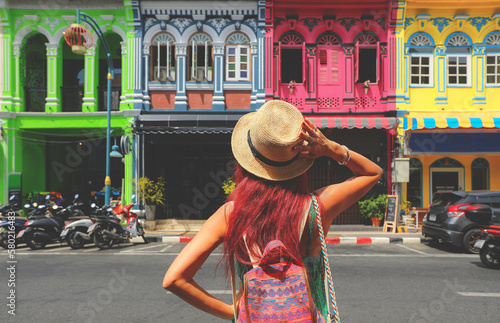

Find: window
446;34;471;86
151;33;176;82
226;33;250;81
280;33;303;84
471;158;489;190
408;34;433;86
355;33;379;84
188;33;213;82
407;158;423;208
485;33;500;85
317;34;341;84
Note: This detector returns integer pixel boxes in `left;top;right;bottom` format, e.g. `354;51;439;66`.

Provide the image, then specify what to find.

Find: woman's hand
294;117;344;160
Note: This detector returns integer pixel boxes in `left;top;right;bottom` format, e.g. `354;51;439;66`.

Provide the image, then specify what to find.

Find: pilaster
12;44;22;111
45;44;62;112
83;47;97;112
472;44;486;106
142;43;151;110
434;45;448;106
174;43;188;110
212;42;225;110
1;34;13;111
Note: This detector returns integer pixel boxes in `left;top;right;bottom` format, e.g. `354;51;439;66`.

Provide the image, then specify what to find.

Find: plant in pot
135;177;165;221
358;194;387;227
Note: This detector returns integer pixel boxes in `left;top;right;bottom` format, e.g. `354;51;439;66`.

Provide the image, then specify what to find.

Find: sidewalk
143;223;428;245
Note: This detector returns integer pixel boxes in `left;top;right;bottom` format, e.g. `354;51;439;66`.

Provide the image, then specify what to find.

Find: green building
0;0;142;205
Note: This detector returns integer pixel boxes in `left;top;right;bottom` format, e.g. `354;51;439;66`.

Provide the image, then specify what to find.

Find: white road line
458;292;500;297
120;244;162;253
160;245;173;252
396;244;428;255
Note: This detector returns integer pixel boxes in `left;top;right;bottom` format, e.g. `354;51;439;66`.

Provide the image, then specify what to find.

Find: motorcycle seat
68;216;89;221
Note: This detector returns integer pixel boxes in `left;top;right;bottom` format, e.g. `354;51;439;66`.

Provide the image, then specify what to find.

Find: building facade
398;0;500;210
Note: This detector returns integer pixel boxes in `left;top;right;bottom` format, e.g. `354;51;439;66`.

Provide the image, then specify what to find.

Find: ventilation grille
355;97;377;109
280;97;303;108
317;97;341;109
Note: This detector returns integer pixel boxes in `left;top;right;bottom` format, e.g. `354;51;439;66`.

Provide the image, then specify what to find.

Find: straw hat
231;100;314;181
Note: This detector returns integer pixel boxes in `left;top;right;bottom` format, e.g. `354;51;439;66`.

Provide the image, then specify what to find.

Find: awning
310;116;397;129
403;117;500;130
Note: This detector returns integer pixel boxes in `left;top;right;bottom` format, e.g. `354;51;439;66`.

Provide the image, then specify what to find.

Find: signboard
383;195;398;233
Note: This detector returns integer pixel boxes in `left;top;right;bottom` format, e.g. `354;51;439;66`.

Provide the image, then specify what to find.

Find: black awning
136;114;245;134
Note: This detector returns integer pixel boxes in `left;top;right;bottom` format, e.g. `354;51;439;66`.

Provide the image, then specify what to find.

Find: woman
163;100;383;320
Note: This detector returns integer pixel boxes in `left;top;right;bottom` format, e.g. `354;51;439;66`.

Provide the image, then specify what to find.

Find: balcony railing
98;86;121;111
61;86;83;112
24;87;47;112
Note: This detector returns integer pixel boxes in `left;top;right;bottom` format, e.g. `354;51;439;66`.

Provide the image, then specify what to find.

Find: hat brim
231;112;314;181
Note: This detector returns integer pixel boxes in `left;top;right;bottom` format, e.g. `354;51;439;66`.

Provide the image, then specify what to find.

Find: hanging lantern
64;23;93;55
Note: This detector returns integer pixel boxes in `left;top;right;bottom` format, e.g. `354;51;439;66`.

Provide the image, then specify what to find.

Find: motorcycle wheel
479;245;500;269
0;232;14;249
24;229;46;250
137;223;149;244
67;230;85;250
462;228;482;254
93;226;114;250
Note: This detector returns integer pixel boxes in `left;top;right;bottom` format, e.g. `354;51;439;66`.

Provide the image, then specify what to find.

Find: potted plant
358;194;387;226
135;176;166;221
288;80;296;94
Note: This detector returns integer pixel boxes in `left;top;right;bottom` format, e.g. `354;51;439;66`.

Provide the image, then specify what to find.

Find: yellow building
398;1;500;209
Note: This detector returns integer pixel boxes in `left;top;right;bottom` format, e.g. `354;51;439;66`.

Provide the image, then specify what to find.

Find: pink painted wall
266;0;397;114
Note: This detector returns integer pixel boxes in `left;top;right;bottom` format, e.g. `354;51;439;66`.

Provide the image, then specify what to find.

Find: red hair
223;164;309;271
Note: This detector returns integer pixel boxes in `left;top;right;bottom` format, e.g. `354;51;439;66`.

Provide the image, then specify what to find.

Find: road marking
83;247;99;252
396;244;428;255
160;245;173;252
120;244;161;253
458;292;500;297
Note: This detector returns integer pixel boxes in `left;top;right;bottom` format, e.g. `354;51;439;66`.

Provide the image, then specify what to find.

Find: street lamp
64;9;115;205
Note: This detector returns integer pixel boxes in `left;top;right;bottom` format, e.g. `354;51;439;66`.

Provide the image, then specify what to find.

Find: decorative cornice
338;17;359;32
301;18;320;33
468;17;491;32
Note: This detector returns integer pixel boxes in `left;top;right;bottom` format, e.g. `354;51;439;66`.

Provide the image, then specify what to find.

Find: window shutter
277;41;282;84
302;42;306;83
157;40;161;81
192;40;196;80
376;41;380;83
330;49;339;83
318;49;328;84
166;41;170;79
354;42;359;83
204;41;208;81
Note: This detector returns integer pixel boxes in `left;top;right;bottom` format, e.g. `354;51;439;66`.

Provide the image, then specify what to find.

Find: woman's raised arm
162;202;234;320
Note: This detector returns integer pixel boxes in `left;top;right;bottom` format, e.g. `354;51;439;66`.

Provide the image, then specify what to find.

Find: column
1;34;13;111
83;47;97;112
472;44;486;106
212;42;225;111
434;45;448;106
174;43;188;110
120;41;128;110
45;44;62;112
12;44;22;112
142;43;151;110
250;42;259;109
342;44;355;109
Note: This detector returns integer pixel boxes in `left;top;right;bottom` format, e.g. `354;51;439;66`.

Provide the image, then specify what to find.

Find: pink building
265;0;401;223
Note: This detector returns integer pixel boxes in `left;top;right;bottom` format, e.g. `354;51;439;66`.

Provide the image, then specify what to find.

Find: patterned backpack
234;240;326;323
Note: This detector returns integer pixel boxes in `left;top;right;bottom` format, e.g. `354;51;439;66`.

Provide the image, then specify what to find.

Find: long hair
223;163;310;271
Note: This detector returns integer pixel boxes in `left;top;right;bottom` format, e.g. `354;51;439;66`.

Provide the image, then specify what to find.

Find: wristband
338;145;351;166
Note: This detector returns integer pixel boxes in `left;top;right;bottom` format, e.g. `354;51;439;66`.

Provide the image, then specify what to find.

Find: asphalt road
1;242;499;323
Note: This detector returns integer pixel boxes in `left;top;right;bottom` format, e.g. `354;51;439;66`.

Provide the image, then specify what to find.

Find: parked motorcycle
0;195;26;249
475;224;500;269
61;200;116;249
88;196;148;250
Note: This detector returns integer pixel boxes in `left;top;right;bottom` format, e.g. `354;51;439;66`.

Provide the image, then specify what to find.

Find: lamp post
64;9;115;205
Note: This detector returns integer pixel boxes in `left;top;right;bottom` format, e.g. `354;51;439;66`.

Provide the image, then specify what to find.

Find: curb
160;236;427;244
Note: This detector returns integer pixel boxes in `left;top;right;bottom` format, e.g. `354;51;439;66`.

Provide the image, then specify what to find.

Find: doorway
430;168;464;201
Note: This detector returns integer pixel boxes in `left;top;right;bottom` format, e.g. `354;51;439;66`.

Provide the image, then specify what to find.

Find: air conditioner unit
153;66;169;82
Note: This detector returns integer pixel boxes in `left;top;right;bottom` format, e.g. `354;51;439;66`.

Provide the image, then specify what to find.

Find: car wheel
462;228;482;254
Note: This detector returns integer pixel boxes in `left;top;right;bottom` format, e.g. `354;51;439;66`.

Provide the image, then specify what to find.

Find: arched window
225;33;250;81
408;33;434;87
484;32;500;85
472;158;489;190
188;33;213;82
279;32;304;84
22;33;48;112
430;157;465;198
151;33;176;82
354;32;379;84
316;33;342;85
407;158;423;208
446;33;471;87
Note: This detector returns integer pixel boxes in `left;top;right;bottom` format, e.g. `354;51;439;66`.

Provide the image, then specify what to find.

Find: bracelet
338;145;351;166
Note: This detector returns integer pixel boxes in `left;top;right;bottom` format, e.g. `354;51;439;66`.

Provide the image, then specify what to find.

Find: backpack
235;240;326;323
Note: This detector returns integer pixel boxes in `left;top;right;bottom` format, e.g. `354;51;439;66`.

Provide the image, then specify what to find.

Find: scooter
88;196;148;250
61;200;116;249
0;195;27;249
475;224;500;269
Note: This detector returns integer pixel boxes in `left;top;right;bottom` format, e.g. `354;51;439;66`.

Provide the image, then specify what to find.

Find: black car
422;191;500;253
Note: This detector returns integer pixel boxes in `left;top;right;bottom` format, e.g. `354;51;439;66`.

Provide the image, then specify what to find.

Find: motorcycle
474;224;500;269
58;194;91;249
61;200;116;249
0;195;27;249
88;196;148;250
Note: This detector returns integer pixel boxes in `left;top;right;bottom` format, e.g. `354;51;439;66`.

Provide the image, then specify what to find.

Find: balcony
98;86;121;111
24;87;47;112
61;86;83;112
